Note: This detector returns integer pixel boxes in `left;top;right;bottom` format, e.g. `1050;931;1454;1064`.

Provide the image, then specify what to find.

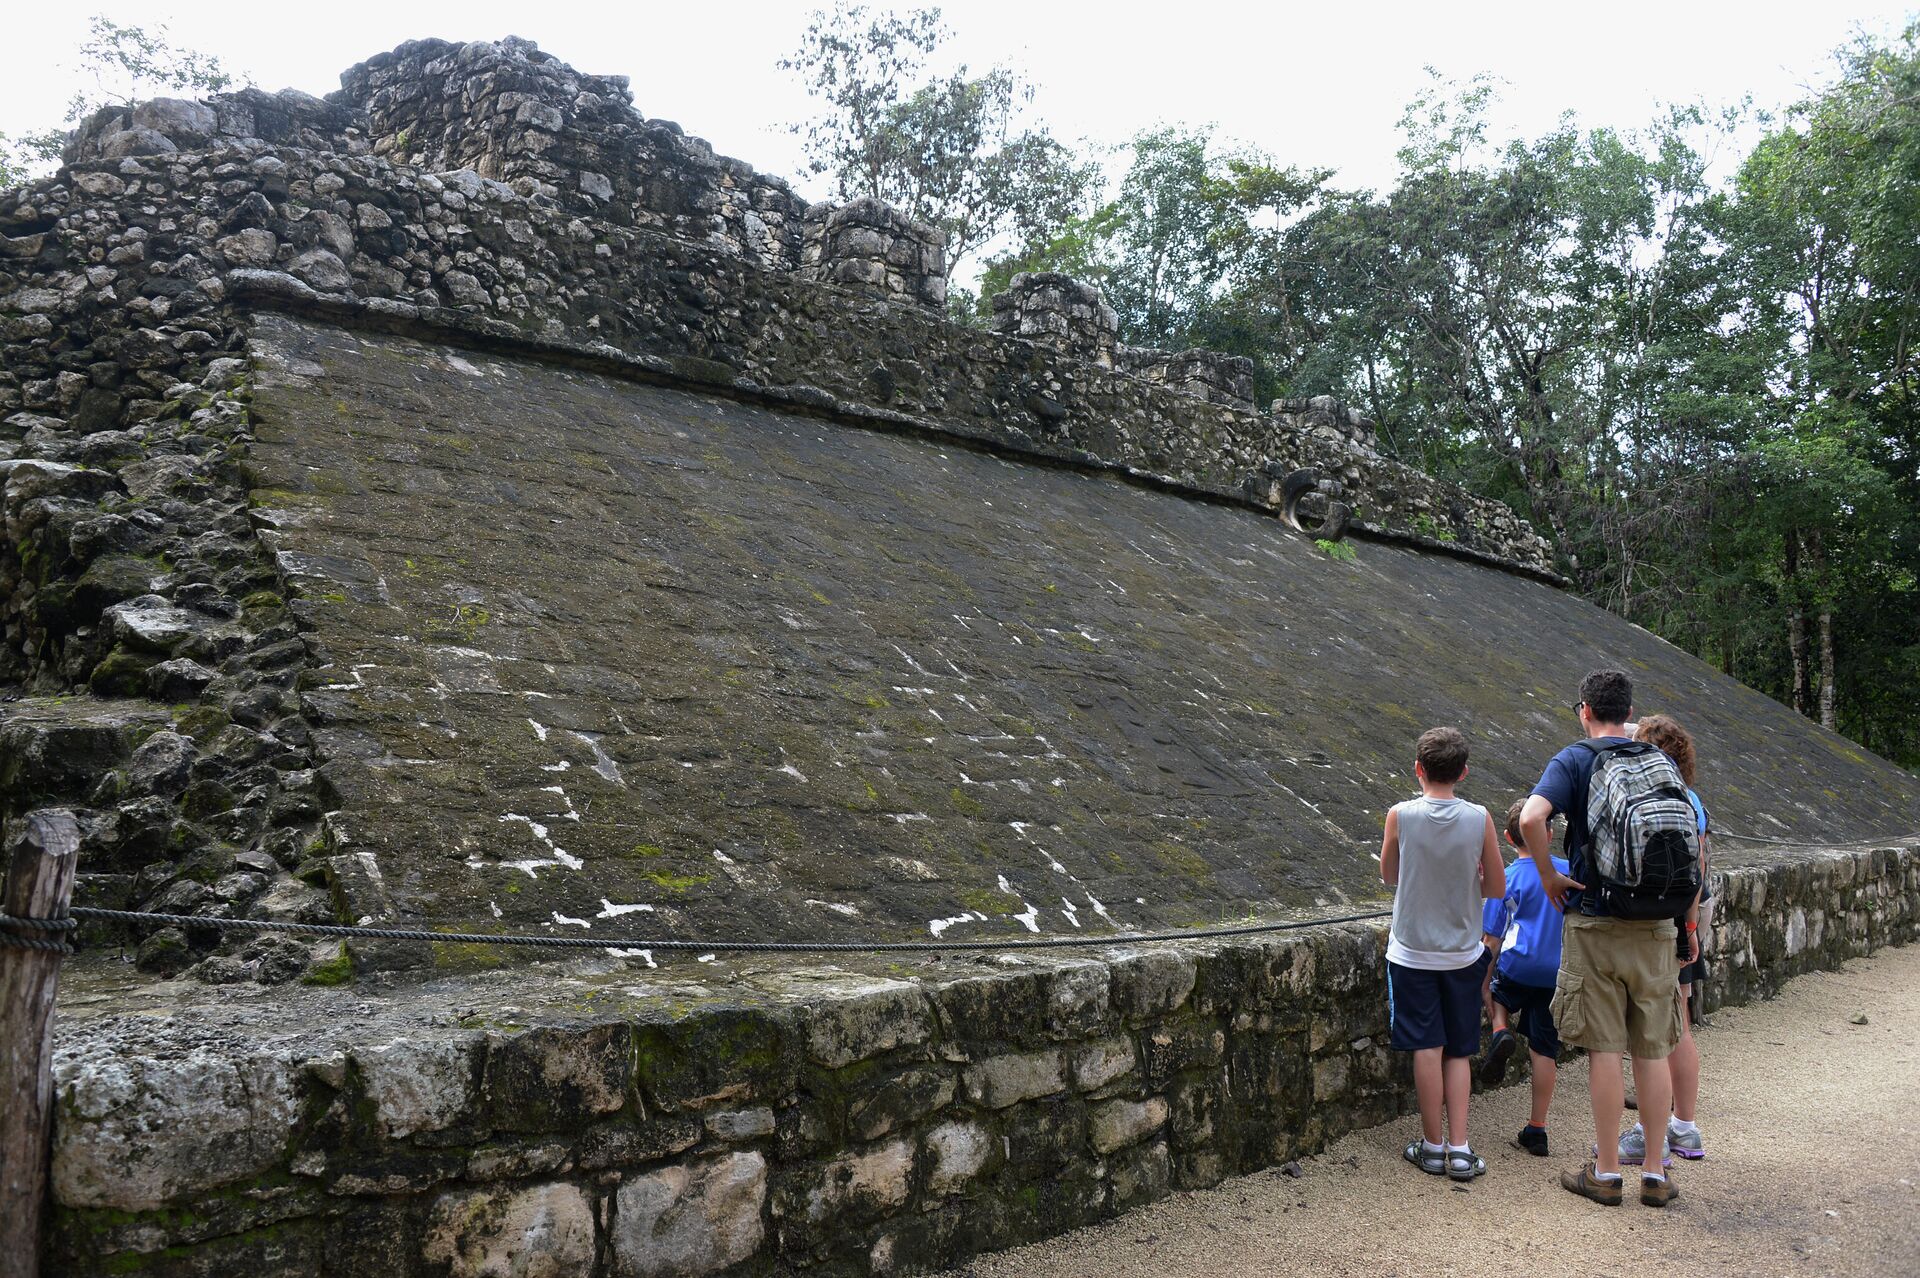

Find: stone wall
1116;346;1257;413
40;841;1920;1276
988;272;1119;368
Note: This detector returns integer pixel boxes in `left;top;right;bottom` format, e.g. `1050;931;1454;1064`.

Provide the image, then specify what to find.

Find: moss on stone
300;945;354;987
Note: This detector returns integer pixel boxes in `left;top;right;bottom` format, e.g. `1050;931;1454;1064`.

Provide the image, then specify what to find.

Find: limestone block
1109;951;1197;1022
288;248;353;294
1047;961;1112;1033
105;594;200;652
802;980;931;1068
218;228;280;268
848;1066;955;1140
424;1181;594;1278
354;1032;484;1138
1070;1036;1137;1093
918;1125;988;1200
963;1049;1066;1109
1109;1139;1172;1209
1089;1096;1168;1154
132;97;218;143
51;1049;301;1210
613;1152;767;1277
703;1108;777;1142
484;1024;634;1131
791;1140;913;1224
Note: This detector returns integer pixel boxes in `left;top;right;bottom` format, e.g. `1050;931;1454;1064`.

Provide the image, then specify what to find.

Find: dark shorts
1388;950;1492;1057
1490;969;1561;1059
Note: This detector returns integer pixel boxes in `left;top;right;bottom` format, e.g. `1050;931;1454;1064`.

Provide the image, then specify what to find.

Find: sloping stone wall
41;841;1919;1276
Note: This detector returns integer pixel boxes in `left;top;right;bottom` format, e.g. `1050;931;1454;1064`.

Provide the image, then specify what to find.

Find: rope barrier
1713;830;1916;849
64;904;1394;954
0;912;75;955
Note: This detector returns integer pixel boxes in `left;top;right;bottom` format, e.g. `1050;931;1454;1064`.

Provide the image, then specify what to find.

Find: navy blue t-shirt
1531;736;1634;916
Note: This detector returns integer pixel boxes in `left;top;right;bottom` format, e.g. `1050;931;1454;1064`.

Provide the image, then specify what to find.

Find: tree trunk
1785;530;1811;717
1818;607;1837;731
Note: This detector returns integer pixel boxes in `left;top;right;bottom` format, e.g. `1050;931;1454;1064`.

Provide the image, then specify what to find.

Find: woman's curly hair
1634;713;1696;786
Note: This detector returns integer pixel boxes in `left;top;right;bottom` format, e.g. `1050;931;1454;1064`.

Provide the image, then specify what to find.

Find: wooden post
0;809;80;1278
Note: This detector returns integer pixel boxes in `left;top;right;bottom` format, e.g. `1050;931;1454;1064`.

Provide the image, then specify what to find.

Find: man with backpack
1518;670;1701;1209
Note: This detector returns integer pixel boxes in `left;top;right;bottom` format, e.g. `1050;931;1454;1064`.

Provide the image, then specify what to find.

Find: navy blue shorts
1490;969;1561;1059
1388;949;1491;1057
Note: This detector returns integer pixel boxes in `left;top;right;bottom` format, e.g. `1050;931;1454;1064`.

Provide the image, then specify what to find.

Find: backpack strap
1575;738;1646;758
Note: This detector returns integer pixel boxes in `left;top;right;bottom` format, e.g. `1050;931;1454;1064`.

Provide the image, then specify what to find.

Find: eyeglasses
1569;701;1585;714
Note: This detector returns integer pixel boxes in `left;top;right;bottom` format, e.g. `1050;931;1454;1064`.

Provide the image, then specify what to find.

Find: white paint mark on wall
527;719;549;741
596;899;654;918
805;899;861;916
552;912;590;929
570;731;624;784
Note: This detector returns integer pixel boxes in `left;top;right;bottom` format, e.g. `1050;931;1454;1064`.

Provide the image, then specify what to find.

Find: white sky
3;0;1912;199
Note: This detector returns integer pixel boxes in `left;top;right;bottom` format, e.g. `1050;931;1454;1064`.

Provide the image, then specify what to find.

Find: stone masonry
39;842;1920;1276
1;33;1916;1278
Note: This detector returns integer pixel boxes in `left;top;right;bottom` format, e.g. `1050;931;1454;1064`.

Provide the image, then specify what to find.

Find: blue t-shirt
1482;854;1571;987
1688;787;1711;903
1531;737;1634;916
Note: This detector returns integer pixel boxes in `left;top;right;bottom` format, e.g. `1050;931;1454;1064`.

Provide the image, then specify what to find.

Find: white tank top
1387;796;1490;970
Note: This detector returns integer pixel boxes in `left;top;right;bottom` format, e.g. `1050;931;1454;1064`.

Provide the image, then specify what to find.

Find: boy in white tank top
1381;726;1506;1181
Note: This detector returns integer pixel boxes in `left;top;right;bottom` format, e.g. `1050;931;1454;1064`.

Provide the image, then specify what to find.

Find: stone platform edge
44;840;1919;1277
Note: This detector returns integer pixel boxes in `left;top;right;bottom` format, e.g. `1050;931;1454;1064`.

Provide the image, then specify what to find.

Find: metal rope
66;904;1392;954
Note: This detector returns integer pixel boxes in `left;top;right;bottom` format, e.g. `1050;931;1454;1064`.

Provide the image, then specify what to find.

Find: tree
780;6;1099;293
1;15;240;186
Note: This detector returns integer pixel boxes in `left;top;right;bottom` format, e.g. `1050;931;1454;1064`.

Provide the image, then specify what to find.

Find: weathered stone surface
1071;1036;1138;1093
1089;1096;1168;1154
484;1024;634;1130
848;1067;956;1140
962;1049;1066;1109
51;1046;300;1209
924;1120;995;1196
803;981;931;1069
423;1182;594;1278
355;1033;484;1138
612;1152;767;1277
7;29;1920;1278
789;1140;913;1224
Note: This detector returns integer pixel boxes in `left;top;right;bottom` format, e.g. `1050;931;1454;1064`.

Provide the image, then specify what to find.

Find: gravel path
948;943;1920;1278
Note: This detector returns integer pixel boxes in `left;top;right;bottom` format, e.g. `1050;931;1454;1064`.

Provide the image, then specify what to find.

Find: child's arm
1380;807;1401;886
1520;794;1582;910
1479;810;1504;899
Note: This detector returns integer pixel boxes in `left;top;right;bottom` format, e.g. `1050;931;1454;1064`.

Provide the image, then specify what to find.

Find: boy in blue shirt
1477;799;1570;1156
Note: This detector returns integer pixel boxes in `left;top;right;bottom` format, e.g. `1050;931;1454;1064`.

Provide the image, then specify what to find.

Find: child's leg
1442;1054;1472;1145
1527;1050;1556;1129
1412;1046;1446;1145
1670;993;1700;1123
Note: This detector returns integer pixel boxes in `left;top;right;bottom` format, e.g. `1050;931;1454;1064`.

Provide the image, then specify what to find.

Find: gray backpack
1578;739;1701;919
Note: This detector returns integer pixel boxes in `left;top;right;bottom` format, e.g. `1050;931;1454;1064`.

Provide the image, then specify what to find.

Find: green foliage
1315;539;1357;562
2;15;243;186
781;6;1099;287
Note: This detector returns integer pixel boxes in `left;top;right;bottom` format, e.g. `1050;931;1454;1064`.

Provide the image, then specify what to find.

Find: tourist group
1380;668;1710;1206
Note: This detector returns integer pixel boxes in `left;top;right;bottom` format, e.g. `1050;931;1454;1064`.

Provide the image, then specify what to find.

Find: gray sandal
1446;1147;1486;1181
1403;1138;1446;1176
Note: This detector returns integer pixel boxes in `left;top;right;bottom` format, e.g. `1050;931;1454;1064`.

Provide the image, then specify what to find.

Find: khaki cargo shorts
1551;912;1683;1058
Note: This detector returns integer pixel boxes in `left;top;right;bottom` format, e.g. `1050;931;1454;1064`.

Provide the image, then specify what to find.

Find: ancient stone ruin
2;36;1917;1278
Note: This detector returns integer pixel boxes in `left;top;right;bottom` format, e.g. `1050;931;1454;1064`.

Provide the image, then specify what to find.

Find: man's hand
1542;868;1586;912
1685;927;1700;966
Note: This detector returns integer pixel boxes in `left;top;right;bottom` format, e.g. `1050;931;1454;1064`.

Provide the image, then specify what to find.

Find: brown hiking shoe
1640;1173;1680;1208
1560;1161;1624;1206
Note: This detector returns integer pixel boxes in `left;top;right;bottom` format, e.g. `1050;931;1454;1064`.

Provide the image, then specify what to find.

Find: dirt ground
946;943;1920;1278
